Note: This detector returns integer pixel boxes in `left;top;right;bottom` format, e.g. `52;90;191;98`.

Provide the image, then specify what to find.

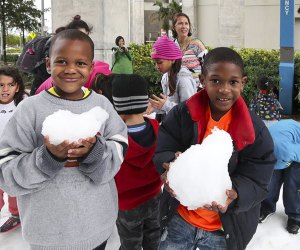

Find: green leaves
130;43;300;108
130;42;162;96
1;0;42;63
152;0;182;32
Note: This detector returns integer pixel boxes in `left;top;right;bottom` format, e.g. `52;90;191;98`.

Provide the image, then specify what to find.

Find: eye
77;61;88;66
55;59;67;65
230;80;239;85
9;83;17;88
211;79;220;84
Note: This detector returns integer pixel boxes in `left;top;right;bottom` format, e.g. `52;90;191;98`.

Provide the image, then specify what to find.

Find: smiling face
174;16;190;39
118;38;125;47
46;38;93;100
0;75;19;104
153;58;174;74
201;62;247;121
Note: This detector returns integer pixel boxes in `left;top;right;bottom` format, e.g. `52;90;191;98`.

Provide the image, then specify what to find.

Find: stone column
218;0;244;48
129;0;145;44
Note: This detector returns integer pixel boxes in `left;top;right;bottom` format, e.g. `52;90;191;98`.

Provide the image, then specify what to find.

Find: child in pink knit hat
147;35;196;117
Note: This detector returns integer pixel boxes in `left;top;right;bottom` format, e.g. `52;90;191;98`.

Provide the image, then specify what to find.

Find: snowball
167;128;233;210
42;107;109;145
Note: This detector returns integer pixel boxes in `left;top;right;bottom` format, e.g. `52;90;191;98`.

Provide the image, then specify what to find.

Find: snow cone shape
167;128;233;210
42;107;109;145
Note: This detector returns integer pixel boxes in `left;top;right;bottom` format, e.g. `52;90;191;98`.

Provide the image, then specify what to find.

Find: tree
8;0;42;44
152;0;182;33
6;34;21;47
0;0;42;63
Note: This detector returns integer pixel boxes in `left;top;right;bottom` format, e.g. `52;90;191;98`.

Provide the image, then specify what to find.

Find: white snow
42;107;109;145
167;128;233;209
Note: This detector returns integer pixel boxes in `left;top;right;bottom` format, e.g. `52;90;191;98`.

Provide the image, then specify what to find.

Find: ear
15;84;20;93
46;57;51;74
200;74;206;88
241;76;247;92
90;61;94;74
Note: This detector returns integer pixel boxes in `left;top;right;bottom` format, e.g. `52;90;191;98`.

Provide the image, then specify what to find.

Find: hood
123;118;159;168
186;89;255;151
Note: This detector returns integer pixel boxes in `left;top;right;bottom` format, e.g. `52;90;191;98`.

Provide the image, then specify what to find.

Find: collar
47;87;90;99
186;89;255;151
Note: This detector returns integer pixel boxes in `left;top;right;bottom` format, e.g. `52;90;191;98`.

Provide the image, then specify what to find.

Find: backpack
16;36;52;74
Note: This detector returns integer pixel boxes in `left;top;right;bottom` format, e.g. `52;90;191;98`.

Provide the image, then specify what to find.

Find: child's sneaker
0;215;21;233
259;208;274;223
286;219;300;234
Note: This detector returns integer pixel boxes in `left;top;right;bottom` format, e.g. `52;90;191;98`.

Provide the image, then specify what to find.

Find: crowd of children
1;11;300;250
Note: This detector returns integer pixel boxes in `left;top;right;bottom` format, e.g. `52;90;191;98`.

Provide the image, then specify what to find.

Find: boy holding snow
112;74;162;250
0;29;128;250
154;47;276;250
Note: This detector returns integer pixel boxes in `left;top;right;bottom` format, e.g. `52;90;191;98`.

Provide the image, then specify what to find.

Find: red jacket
115;118;162;210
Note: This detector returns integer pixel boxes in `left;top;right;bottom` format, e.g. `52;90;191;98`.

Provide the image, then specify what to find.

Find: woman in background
111;36;133;74
172;12;207;89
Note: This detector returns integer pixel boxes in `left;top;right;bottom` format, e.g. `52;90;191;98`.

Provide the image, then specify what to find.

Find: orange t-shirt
177;107;233;231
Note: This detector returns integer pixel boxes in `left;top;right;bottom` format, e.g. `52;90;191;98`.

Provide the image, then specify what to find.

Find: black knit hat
112;74;149;114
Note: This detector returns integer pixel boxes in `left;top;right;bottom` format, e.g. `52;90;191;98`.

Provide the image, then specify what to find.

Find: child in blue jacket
259;119;300;234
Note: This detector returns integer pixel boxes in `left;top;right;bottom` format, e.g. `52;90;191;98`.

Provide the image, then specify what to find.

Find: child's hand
67;136;97;158
44;136;80;160
161;162;176;197
149;94;167;110
161;152;181;197
203;189;238;213
144;103;155;115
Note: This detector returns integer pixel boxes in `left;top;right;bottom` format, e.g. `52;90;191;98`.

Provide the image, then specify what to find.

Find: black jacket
153;90;276;250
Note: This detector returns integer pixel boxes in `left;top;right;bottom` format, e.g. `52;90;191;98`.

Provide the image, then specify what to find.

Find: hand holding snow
167;128;233;210
42;107;109;145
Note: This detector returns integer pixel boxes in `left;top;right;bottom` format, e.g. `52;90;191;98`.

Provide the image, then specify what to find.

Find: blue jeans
159;212;227;250
261;162;300;221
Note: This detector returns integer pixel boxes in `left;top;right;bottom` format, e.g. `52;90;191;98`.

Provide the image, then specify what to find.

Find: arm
0;99;128;196
77;101;128;184
124;49;132;61
0;108;65;196
229;122;276;213
161;75;196;113
177;75;197;103
153;104;194;174
193;38;208;65
291;145;300;163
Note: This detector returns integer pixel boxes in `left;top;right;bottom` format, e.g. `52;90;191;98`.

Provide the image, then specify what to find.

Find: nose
2;85;9;91
219;83;231;93
64;64;76;74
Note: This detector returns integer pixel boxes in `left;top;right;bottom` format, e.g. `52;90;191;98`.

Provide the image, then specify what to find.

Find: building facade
51;0;300;64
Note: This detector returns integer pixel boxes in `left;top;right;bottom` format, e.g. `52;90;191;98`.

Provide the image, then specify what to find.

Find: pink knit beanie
151;35;182;60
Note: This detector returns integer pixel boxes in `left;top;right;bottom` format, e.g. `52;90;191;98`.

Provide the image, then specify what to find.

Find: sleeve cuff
36;145;65;176
78;137;104;165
